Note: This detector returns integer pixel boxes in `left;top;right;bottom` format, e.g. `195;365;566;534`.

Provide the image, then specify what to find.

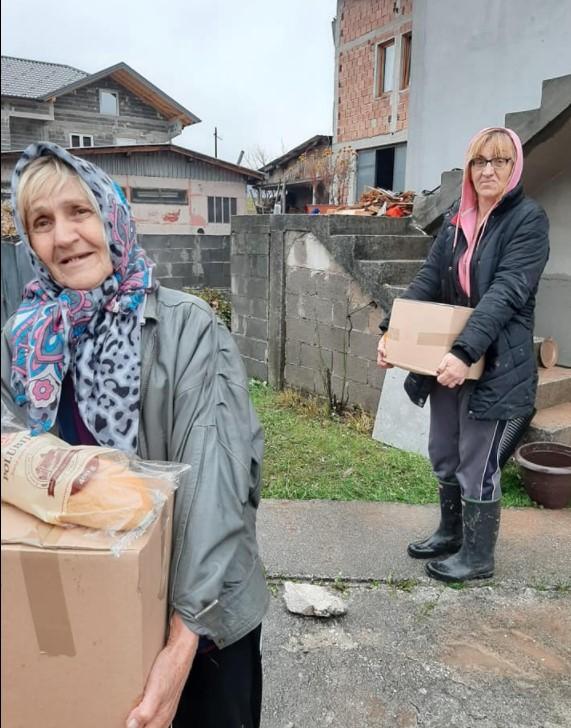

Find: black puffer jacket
381;184;550;420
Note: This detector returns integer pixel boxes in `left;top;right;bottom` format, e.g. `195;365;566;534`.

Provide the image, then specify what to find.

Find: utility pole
214;127;223;158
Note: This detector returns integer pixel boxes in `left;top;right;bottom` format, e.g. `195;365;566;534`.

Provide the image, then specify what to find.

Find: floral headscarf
10;142;157;453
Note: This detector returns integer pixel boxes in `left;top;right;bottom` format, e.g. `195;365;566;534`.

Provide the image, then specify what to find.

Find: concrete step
526;402;571;446
328;215;423;237
382;284;408;306
351;234;431;261
356;259;424;287
535;366;571;410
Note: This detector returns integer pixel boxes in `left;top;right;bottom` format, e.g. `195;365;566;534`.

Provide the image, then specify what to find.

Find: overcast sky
1;0;337;167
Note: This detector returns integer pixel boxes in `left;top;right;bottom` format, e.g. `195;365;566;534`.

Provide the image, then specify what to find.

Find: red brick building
333;0;412;201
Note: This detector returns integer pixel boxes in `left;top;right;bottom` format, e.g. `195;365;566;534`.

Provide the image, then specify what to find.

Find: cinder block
232;255;250;277
315;272;351;300
241;356;268;382
347;382;381;414
348;306;371;333
349;330;377;360
286;267;317;296
367;361;386;390
233;334;267;362
300;342;333;371
334;352;368;384
245;316;268;341
286;317;317;345
285;340;301;366
285;293;303;319
247;278;268;300
250;255;268;278
317;323;348;352
285;363;317;393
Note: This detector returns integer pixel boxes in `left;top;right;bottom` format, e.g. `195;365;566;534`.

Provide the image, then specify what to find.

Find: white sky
1;0;337;167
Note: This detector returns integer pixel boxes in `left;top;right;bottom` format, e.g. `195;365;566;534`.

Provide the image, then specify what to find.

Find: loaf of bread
1;431;154;531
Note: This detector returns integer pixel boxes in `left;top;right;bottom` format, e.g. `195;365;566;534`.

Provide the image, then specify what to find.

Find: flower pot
514;442;571;509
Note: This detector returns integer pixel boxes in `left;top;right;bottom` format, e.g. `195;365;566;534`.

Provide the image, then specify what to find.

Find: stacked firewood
1;200;18;238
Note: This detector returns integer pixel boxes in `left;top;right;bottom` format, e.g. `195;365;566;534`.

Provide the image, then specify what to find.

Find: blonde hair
17;156;101;233
466;129;515;164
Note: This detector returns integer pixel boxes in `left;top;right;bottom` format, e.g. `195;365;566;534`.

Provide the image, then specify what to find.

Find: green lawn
250;380;533;507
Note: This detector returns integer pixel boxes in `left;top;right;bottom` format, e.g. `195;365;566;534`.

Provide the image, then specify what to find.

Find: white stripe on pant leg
491;422;509;501
479;421;501;501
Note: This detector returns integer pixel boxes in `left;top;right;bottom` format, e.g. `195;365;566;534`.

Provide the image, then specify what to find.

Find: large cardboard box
386;299;485;379
1;496;173;728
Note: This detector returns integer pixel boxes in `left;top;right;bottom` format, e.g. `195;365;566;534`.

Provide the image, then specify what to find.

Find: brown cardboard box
386;299;485;379
1;495;173;728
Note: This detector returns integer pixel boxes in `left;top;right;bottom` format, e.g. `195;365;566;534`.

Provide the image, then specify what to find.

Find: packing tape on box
388;328;457;347
20;550;76;657
417;332;457;347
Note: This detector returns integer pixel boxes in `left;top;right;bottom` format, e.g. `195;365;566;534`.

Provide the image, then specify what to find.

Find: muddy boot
425;498;501;582
407;481;462;559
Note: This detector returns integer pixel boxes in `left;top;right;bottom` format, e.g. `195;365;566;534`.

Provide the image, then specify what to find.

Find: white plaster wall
533;170;571;366
107;174;246;236
406;0;571;191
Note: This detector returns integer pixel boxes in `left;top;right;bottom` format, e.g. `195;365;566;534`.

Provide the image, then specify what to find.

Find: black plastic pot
514;442;571;509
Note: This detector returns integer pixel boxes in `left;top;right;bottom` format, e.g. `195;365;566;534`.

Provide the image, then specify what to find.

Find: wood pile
1;200;18;239
332;187;415;217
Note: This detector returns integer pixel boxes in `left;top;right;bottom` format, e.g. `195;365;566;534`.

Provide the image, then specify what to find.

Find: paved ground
257;500;571;728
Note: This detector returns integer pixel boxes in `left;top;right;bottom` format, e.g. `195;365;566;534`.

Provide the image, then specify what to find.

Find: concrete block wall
230;218;270;383
139;234;230;291
285;231;384;412
230;215;388;413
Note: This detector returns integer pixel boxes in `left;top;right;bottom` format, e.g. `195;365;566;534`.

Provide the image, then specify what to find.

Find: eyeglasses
470;157;513;170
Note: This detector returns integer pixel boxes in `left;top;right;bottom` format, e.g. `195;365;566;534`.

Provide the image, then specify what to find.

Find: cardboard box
386;299;485;379
1;496;173;728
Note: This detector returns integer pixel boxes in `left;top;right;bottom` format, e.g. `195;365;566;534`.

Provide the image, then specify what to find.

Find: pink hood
455;127;523;297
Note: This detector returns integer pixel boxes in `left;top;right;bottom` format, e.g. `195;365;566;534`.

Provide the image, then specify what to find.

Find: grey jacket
2;286;269;648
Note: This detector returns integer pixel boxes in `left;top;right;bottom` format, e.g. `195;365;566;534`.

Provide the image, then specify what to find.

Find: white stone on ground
283;581;348;617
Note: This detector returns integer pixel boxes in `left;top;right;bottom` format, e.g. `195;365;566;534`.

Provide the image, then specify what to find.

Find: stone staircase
531;366;571;445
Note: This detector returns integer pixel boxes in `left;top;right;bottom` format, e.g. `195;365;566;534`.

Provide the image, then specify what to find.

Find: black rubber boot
407;481;462;559
425;498;501;582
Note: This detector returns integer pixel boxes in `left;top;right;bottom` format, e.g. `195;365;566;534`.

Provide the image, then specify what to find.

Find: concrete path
257;500;571;728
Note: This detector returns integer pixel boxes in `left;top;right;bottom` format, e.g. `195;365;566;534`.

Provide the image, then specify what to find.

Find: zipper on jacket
138;323;158;458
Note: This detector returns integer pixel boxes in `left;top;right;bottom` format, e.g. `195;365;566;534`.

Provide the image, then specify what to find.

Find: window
99;90;119;116
1;183;11;201
375;40;395;96
207;196;237;223
131;188;188;204
69;134;94;148
400;33;412;89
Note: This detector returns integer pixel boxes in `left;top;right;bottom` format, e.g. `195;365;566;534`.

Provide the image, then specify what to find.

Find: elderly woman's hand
377;334;394;369
436;353;470;388
126;612;198;728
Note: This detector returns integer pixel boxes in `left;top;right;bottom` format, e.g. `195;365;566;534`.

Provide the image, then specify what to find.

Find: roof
1;57;200;128
260;134;332;173
1;143;265;182
1;56;88;98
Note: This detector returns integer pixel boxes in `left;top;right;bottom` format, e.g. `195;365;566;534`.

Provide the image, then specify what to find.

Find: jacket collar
143;289;160;323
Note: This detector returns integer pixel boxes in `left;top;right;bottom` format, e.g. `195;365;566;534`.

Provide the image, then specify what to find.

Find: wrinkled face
26;177;113;290
470;140;514;204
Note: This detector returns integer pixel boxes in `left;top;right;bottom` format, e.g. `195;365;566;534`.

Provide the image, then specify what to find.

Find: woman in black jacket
378;127;549;582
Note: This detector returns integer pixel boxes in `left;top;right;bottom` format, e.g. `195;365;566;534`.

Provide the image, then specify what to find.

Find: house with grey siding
1;56;263;294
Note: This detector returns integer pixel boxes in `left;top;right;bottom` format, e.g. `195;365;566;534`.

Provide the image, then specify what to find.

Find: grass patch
250;380;534;507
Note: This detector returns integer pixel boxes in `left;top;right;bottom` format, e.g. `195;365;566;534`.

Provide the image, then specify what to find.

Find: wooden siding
80;151;244;182
8;117;47;149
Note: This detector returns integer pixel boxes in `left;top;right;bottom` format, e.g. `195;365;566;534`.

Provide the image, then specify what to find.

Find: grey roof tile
1;56;88;99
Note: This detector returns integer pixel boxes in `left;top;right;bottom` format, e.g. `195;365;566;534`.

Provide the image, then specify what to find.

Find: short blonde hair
17;155;101;233
466;129;515;163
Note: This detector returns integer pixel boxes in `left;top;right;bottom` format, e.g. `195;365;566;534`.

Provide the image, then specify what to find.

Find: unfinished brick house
333;0;412;201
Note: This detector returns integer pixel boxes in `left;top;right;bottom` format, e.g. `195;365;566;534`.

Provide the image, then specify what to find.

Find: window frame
69;133;94;148
375;39;396;97
207;196;238;224
131;188;188;205
400;32;412;90
99;89;119;116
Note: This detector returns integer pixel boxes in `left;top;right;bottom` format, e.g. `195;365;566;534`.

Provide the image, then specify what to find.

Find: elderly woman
378;127;549;583
1;143;268;728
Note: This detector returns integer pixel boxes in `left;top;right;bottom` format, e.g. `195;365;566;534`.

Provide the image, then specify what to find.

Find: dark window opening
375;147;395;190
131;188;188;204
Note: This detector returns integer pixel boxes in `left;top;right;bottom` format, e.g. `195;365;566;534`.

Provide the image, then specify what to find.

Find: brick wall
336;0;412;144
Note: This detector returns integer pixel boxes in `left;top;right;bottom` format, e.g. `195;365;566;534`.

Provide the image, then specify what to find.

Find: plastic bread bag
1;401;189;554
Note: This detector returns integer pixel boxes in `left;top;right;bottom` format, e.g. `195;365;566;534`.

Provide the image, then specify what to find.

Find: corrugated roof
1;56;88;99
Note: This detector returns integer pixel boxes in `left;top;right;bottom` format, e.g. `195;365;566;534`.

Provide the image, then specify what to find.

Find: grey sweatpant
428;382;507;502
